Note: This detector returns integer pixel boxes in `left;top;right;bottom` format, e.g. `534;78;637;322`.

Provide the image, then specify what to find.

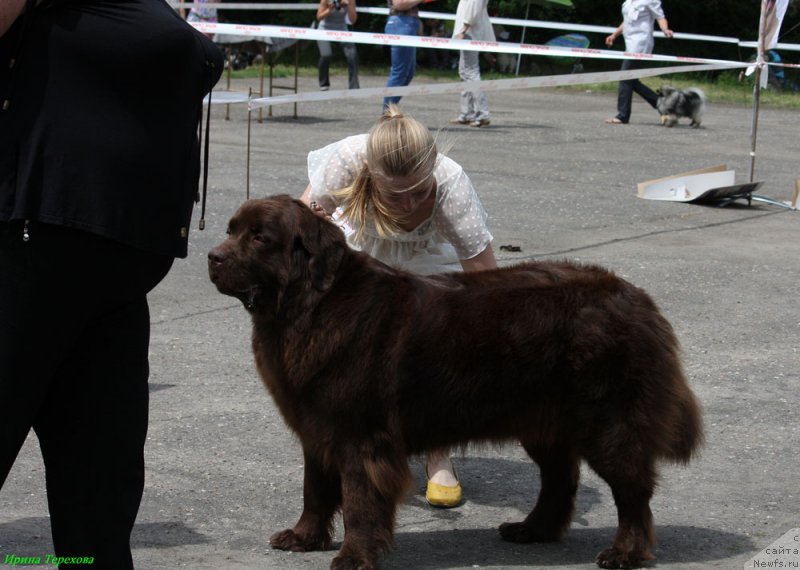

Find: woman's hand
605;23;623;48
309;201;333;221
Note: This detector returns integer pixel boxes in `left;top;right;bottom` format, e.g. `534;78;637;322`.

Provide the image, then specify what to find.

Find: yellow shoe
426;479;462;508
425;464;462;508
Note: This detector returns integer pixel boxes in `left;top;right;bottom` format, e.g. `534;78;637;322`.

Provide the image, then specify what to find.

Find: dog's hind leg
499;444;580;543
270;449;342;553
587;455;657;569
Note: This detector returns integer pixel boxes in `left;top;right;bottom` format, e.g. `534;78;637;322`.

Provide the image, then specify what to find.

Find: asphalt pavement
1;72;798;570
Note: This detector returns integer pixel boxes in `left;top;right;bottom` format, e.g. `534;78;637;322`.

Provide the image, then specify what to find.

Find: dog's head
656;85;677;99
655;85;678;115
208;195;347;316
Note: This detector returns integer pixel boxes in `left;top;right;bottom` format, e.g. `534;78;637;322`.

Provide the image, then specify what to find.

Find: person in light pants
450;0;494;127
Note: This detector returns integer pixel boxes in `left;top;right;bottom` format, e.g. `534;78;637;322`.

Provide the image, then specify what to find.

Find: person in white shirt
449;0;495;127
301;105;497;508
604;0;673;124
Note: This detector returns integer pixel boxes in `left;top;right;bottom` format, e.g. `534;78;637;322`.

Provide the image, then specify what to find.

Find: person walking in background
383;0;427;109
605;0;673;124
449;0;495;128
301;105;497;508
316;0;360;91
0;1;222;567
422;17;451;70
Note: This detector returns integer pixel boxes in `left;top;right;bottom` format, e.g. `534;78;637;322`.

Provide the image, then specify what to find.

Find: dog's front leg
331;446;411;570
270;449;341;552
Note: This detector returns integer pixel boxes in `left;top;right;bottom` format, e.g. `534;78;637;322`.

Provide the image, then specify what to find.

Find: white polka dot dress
307;134;493;275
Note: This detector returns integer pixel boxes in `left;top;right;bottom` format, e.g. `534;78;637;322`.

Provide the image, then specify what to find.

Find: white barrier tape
194;22;744;67
170;3;799;49
239;61;745;110
207;91;252;105
769;61;800;69
738;41;800;52
356;8;741;45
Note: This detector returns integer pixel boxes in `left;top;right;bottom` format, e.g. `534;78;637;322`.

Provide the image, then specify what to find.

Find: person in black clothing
0;1;222;568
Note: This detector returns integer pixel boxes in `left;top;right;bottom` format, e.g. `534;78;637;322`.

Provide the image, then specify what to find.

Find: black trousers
0;221;173;569
615;58;659;123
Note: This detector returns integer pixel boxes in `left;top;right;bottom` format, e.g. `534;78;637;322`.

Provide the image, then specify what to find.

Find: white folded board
638;165;765;204
638;165;736;202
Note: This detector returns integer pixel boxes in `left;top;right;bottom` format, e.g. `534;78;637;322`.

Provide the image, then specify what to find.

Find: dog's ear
291;199;346;292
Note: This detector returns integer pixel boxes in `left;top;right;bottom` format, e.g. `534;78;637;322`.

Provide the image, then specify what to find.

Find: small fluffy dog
656;85;706;127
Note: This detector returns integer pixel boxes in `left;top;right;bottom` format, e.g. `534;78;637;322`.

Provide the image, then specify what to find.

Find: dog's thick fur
656;85;706;128
208;195;703;570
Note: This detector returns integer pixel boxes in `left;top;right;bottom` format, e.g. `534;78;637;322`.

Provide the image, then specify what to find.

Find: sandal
605;117;626;124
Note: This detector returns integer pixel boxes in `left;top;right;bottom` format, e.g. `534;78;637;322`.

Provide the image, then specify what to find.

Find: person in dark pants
0;1;222;568
316;0;360;91
604;0;673;124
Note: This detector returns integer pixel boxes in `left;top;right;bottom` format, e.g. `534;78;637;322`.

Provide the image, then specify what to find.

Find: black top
0;0;223;258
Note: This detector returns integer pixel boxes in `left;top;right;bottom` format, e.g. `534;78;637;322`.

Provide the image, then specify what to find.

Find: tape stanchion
241;62;744;110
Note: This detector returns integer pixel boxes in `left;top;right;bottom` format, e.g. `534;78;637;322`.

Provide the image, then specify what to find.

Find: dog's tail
652;316;705;463
667;373;704;463
625;295;705;464
686;87;706;102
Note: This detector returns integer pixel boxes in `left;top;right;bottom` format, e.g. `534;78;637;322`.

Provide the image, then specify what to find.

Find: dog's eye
250;226;266;243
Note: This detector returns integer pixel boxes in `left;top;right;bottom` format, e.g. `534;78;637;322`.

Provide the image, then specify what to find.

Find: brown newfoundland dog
208;195;703;570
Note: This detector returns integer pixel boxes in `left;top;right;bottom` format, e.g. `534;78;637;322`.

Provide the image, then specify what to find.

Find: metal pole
749;68;762;183
514;0;531;76
293;42;299;119
749;0;769;183
246;87;252;200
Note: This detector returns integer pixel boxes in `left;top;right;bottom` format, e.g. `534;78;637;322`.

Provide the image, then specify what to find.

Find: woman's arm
316;0;331;22
0;0;26;37
656;17;673;38
345;0;357;26
460;243;497;272
605;22;623;47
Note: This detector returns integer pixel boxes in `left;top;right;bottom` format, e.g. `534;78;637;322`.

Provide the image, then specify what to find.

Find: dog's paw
270;528;327;552
330;554;377;570
595;546;652;569
498;521;561;543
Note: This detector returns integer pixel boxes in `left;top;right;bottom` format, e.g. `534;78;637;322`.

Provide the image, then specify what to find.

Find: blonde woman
300;105;496;507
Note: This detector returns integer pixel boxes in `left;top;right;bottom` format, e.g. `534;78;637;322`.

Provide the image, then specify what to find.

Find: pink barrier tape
242;62;744;110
